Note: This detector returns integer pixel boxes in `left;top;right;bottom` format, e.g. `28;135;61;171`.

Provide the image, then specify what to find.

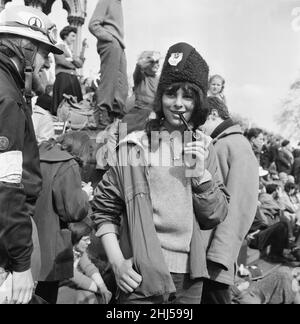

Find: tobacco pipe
173;111;201;140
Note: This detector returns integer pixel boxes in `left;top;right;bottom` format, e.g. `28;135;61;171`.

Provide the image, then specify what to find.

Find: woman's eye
165;92;176;98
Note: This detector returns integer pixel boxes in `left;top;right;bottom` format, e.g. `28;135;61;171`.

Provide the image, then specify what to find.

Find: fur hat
156;42;209;100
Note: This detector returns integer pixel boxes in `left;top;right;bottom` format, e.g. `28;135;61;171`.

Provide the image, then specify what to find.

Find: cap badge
28;17;43;29
168;53;183;66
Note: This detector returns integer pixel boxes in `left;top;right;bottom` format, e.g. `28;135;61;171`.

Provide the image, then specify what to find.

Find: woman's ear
211;109;219;120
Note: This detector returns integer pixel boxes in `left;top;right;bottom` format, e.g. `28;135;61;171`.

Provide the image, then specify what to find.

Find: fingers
11;287;21;304
184;145;209;160
127;268;142;284
119;281;135;294
11;286;33;304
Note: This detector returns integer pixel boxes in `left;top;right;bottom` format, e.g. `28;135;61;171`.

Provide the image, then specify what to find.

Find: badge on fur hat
0;137;9;151
168;53;183;66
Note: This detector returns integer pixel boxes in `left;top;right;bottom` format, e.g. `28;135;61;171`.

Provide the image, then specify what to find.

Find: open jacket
34;144;90;281
203;124;259;285
0;53;42;272
92;131;229;300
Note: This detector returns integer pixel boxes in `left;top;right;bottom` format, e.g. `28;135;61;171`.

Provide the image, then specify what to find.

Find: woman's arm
92;167;142;294
71;267;98;293
101;233;142;294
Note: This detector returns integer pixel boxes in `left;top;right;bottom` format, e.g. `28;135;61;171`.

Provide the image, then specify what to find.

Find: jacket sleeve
54;44;76;70
133;64;145;89
78;252;99;278
206;141;259;270
88;0;114;41
72;57;85;69
71;267;96;291
52;162;90;224
0;97;33;272
192;144;230;230
249;207;269;233
91;166;125;238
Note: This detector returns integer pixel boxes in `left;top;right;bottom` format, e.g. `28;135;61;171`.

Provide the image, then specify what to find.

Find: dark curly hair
146;82;208;143
60;26;77;41
244;128;263;142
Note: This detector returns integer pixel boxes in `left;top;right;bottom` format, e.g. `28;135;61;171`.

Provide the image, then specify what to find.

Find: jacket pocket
124;182;150;203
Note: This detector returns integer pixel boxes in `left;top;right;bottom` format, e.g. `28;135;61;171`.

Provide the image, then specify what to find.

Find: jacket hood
39;144;74;163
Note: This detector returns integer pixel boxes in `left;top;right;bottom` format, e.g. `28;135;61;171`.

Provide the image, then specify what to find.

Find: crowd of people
1;0;300;305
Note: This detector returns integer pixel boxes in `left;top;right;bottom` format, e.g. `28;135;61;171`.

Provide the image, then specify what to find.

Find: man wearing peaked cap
0;5;62;305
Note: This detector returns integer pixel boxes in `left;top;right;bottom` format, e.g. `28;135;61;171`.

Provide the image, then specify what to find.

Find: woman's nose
174;95;184;109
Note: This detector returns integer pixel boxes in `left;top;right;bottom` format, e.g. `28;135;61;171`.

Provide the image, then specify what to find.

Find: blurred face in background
65;31;77;46
209;77;223;96
251;132;265;152
76;236;91;254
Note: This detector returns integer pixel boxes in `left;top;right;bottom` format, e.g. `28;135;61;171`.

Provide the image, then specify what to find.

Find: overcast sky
8;0;300;134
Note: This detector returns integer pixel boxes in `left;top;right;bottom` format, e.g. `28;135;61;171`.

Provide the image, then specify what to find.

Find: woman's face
252;133;265;151
76;236;91;253
162;85;195;129
65;31;77;46
209;77;223;95
144;60;160;77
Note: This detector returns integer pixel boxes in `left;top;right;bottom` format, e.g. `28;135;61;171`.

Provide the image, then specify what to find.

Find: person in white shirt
32;93;55;145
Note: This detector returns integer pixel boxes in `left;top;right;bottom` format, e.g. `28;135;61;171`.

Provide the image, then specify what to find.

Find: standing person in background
133;51;161;110
89;0;129;129
276;140;294;175
208;75;227;104
201;97;259;304
292;149;300;186
0;5;63;304
34;132;93;304
245;128;265;164
52;26;88;115
123;51;161;134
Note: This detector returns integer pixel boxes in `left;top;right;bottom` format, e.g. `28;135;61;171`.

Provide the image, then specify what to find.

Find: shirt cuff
95;223;119;238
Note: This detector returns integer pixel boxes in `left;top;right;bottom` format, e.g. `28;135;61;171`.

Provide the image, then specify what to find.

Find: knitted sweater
89;0;125;49
149;139;194;274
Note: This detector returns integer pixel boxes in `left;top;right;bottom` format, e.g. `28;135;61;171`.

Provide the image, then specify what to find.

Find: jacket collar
212;123;243;144
39;144;74;163
210;118;236;139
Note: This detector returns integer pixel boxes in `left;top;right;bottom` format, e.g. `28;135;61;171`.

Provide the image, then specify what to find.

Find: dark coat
292;157;300;185
33;144;90;282
0;53;42;273
275;148;293;174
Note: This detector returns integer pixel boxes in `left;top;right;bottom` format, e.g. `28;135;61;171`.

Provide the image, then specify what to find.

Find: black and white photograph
1;0;300;309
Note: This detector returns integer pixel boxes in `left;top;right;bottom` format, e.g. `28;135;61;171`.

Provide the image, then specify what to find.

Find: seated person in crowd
57;222;112;305
232;267;300;304
246;184;297;263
